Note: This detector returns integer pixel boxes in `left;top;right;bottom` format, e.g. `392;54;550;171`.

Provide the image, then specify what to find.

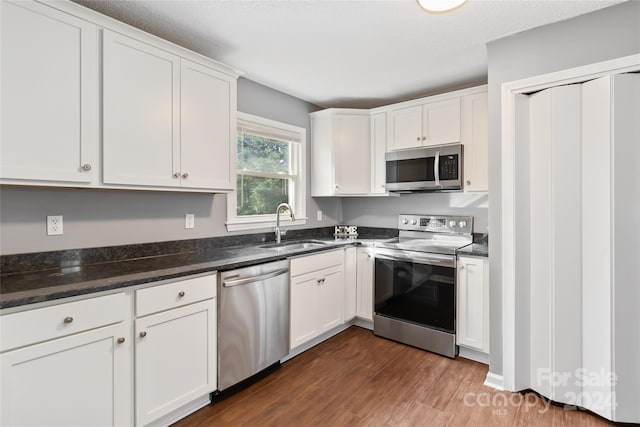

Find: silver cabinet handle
434;150;441;187
173;172;181;178
117;337;125;344
63;316;73;324
82;164;91;171
139;331;147;338
182;172;189;179
178;291;185;297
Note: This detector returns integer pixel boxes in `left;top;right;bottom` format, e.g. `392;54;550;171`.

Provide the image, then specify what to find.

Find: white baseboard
354;317;373;330
146;394;211;427
282;321;354;362
458;345;489;365
484;371;504;391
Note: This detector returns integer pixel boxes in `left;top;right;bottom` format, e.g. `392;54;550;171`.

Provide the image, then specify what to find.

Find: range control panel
397;214;473;234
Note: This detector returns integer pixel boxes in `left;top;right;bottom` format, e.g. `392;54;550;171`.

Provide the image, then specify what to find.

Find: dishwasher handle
222;268;289;288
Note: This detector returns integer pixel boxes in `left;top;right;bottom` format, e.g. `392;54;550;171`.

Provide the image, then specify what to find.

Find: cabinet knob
178;291;185;298
421;136;426;141
466;180;471;185
173;172;181;178
82;164;92;171
368;254;372;259
63;316;74;324
416;137;421;141
117;337;125;344
140;331;147;338
182;172;189;179
460;265;464;270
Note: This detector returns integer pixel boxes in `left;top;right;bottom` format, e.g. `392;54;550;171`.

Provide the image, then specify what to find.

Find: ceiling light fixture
416;0;467;14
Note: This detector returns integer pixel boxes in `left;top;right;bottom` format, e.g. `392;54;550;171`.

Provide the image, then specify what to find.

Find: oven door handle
375;252;455;268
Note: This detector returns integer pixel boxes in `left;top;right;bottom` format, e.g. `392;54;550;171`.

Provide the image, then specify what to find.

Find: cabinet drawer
136;274;216;317
0;293;125;352
290;249;344;277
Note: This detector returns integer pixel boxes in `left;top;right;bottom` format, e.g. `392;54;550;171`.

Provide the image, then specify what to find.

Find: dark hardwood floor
174;327;614;427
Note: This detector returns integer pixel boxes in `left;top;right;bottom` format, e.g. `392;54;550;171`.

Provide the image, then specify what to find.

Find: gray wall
341;193;488;233
0;78;341;255
486;0;640;377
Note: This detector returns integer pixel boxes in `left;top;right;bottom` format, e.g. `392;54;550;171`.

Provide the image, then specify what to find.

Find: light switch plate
185;213;195;229
317;210;323;221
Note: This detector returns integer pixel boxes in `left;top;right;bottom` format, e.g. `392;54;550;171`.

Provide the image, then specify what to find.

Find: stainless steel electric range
373;214;473;358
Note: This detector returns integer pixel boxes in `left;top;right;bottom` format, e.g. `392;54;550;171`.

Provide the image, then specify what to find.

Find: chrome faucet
275;203;295;244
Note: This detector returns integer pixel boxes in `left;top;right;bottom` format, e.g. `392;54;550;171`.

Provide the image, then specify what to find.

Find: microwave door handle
434;150;441;187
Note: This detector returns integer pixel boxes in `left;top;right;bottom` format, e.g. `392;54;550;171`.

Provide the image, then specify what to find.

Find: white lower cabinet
343;247;357;321
290;250;345;350
356;247;374;321
135;299;216;426
0;293;132;427
134;274;217;426
0;273;218;427
456;256;489;353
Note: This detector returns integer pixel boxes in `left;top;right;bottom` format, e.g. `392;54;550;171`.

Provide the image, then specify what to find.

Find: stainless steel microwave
385;144;463;192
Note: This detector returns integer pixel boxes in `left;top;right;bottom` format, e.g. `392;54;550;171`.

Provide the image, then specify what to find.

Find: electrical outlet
317;210;323;221
47;215;63;236
185;213;195;229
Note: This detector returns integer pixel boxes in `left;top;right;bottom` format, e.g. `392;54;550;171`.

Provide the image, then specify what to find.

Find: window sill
225;217;308;232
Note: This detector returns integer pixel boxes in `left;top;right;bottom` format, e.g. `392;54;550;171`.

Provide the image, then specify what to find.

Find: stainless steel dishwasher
218;260;290;391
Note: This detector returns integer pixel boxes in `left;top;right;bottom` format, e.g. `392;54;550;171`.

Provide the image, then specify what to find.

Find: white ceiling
73;0;624;108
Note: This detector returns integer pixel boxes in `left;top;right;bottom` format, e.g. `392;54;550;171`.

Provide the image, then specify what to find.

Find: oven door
374;248;456;333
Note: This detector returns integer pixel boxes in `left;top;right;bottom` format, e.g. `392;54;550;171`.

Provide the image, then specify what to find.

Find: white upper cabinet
1;1;238;192
387;98;460;151
369;112;387;194
386;105;422;151
0;0;98;184
103;30;181;188
461;91;488;192
103;31;237;191
180;60;234;191
311;109;370;196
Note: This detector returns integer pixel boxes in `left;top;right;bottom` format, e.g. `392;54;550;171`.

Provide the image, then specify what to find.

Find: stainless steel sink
259;239;329;251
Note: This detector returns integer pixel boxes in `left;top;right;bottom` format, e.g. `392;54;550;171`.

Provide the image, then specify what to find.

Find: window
226;112;306;231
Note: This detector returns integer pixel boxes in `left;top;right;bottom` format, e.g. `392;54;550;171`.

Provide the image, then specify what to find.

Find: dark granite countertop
457;243;489;258
0;227;398;310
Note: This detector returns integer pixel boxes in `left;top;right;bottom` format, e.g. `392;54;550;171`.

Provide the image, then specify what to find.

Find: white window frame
226;112;307;232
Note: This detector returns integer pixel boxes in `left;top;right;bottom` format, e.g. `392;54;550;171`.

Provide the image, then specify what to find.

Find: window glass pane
236;175;289;216
238;132;290;174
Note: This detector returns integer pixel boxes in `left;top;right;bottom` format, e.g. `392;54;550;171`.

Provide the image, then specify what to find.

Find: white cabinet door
135;299;216;426
356;247;374;321
181;60;234;190
422;98;461;146
316;267;345;333
290;272;320;349
333;115;370;194
461;92;488;192
103;30;180;187
0;0;98;183
370;112;387;194
310;110;370;196
456;256;489;353
387;105;422;151
0;323;131;427
343;247;357;321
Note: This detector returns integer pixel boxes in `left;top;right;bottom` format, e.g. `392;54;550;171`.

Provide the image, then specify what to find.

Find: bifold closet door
528;84;582;405
582;74;640;422
527;73;639;422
